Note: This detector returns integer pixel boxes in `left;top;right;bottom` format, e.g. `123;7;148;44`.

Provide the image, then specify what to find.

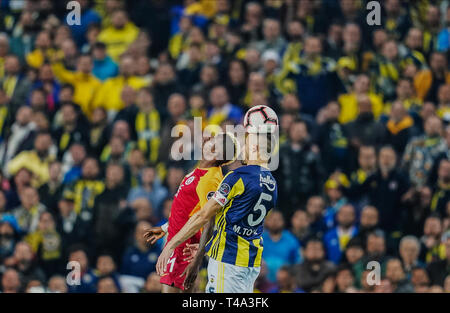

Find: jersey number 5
248;192;272;227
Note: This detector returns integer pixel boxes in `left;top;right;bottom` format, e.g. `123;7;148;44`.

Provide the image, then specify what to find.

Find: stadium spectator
92;163;130;261
414;52;450;103
275;119;324;216
1;267;22;293
120;221;161;280
47;275;68;293
97;9;138;62
127;166;168;217
50;53;101;118
291;238;335;292
269;265;303;293
12;186;46;233
63;157;104;222
323;204;358;264
25;211;62;277
7;131;56;187
385;257;415;292
66;244;96;293
2;55;31;108
402;115;446;187
262;210;301;283
0;106;35;170
398;235;424;279
290;209;313;247
7;241;46;286
383;101;416;155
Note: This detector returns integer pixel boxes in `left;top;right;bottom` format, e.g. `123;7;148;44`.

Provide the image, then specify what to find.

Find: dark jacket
345;113;385;147
316;120;350;174
426;259;450;286
92;185;131;260
274;141;324;216
344;168;410;232
291;260;336;292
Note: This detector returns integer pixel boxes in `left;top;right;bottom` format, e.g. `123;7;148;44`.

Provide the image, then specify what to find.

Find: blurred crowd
0;0;449;293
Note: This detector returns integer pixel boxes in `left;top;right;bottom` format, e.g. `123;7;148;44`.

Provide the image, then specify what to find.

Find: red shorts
159;248;190;290
160;231;201;290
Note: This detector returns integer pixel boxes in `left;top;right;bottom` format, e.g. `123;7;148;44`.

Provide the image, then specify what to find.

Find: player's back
207;165;278;268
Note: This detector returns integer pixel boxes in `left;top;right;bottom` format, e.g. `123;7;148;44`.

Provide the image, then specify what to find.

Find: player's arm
181;216;215;289
144;222;168;245
156;198;222;276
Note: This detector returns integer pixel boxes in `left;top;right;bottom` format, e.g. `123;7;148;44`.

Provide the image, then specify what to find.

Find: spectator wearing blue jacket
65;0;102;47
323;204;358;264
437;7;450;52
91;254;122;292
67;245;97;293
92;42;119;81
120;221;162;280
127;166;168;217
276;37;339;116
262;210;301;282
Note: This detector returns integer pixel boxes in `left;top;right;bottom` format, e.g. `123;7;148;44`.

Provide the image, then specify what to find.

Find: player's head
242;105;278;165
203;132;240;167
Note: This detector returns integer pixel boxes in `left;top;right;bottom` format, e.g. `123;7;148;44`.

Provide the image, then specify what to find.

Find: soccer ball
243;105;279;134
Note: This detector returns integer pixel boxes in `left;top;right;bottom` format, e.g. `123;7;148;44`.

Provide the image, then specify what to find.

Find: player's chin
241;160;247;165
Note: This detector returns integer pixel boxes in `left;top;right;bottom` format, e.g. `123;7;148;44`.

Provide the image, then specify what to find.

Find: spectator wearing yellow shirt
26;30;59;69
7;132;56;188
338;74;384;124
97;9;139;62
169;15;193;60
25;211;62;277
93;55;147;117
51;54;101;119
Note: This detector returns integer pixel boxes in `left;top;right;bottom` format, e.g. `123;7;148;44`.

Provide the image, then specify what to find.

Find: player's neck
197;159;216;169
246;159;269;169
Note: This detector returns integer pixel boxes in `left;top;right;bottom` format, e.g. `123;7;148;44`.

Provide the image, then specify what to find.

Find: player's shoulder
197;166;223;190
205;166;224;180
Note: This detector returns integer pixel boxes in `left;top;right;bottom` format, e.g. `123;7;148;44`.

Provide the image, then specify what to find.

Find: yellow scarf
0;106;8;136
136;109;161;164
387;116;414;135
3;75;18;97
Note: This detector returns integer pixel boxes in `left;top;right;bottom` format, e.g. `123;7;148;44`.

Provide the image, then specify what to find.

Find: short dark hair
61;84;75;93
68;243;89;256
92;41;106;50
305;237;324;248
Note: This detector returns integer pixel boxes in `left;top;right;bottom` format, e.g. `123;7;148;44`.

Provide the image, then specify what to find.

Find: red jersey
167;167;224;253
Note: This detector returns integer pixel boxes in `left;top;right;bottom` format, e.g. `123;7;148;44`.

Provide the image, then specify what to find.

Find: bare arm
166;199;220;251
156;199;222;275
196;217;215;261
182;216;215;289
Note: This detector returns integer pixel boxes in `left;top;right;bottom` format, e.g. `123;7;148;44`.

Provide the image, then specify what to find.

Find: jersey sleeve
211;171;243;207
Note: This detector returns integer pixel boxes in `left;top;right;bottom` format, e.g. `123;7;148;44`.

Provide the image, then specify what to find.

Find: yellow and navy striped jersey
206;165;277;268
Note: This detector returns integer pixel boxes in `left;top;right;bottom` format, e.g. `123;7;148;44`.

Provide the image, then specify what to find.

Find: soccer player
144;132;239;293
156;105;278;293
